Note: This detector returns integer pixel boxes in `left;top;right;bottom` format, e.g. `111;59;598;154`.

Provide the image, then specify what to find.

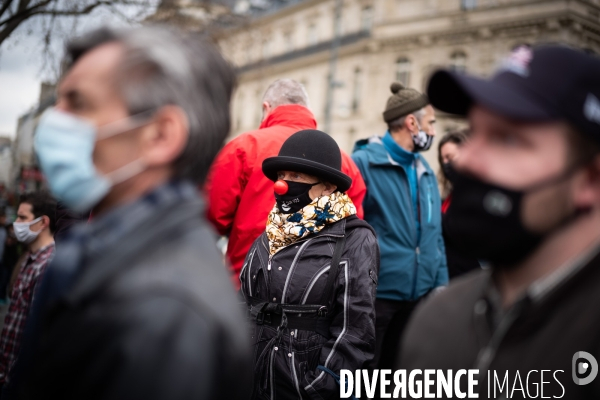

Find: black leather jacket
241;215;379;400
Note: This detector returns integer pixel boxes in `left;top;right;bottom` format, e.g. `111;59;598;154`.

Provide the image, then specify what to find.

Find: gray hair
387;108;426;132
64;26;236;184
262;79;309;109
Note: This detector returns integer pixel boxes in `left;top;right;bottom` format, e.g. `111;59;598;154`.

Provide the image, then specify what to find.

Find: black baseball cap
427;45;600;144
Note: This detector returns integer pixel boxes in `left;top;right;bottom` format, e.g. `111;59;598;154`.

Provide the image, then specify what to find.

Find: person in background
0;192;56;392
12;26;251;400
399;45;600;398
241;129;379;399
3;225;23;298
438;130;467;204
352;82;448;381
438;130;481;279
206;79;366;288
0;209;7;301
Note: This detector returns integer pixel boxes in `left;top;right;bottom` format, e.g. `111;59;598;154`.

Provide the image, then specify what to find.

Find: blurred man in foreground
0;192;55;391
206;79;366;288
16;27;251;400
400;45;600;398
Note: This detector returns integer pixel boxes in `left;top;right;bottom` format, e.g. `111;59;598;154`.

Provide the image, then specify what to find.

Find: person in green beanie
351;82;448;381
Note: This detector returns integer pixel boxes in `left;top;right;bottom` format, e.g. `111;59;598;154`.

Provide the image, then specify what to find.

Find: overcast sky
0;36;45;138
0;3;158;139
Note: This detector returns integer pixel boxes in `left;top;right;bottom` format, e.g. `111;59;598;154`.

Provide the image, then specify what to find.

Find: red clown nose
274;180;288;195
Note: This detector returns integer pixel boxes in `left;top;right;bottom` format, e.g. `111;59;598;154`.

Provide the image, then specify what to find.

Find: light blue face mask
34;108;151;213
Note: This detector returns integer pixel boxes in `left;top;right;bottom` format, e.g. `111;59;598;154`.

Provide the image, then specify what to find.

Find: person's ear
572;155;600;211
404;114;416;132
139;105;189;168
262;101;272;121
36;215;50;232
323;182;338;196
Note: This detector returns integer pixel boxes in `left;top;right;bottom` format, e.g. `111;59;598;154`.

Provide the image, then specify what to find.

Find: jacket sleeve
204;138;251;236
302;228;379;399
341;151;366;219
102;295;252;400
434;232;449;287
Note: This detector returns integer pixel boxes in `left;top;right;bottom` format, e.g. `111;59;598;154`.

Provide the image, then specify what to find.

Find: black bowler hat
427;45;600;144
262;129;352;192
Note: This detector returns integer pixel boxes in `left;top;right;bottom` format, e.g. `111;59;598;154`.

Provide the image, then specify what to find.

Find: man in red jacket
206;79;366;287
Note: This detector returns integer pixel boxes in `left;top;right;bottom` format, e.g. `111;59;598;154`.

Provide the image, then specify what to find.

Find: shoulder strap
318;233;346;312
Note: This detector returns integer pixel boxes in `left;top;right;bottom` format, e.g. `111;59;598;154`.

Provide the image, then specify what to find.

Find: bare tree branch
0;0;16;22
0;0;53;27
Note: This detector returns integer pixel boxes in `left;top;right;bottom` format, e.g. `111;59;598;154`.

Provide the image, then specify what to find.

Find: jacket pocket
369;268;378;297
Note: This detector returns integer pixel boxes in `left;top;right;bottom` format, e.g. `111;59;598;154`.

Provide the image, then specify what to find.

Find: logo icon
483;190;513;217
572;351;598;385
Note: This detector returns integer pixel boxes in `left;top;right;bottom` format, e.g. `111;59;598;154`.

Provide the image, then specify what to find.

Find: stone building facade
217;0;600;169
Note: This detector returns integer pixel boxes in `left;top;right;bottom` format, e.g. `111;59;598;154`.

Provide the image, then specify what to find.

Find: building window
352;67;362;113
361;6;374;32
461;0;476;10
245;46;252;64
284;31;294;52
395;57;411;86
450;51;467;73
308;23;318;46
262;39;271;59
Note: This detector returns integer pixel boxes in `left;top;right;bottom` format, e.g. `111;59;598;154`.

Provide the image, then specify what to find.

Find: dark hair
438;129;469;198
18;191;57;234
64;26;236;185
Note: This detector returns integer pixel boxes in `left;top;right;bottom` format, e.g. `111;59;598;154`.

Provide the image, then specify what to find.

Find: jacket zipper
301;265;331;304
281;238;315;303
291;352;302;399
246;248;256;297
427;185;432;224
261;233;343;303
396;164;420;300
270;346;276;399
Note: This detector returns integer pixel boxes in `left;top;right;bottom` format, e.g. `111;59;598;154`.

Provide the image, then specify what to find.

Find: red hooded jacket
205;105;366;287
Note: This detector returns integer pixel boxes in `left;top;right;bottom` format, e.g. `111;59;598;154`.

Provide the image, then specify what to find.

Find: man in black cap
398;45;600;398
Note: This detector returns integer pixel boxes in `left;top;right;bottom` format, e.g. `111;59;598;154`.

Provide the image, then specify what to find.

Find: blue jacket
352;135;448;301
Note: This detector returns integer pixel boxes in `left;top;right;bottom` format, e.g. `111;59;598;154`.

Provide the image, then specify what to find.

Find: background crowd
0;21;597;400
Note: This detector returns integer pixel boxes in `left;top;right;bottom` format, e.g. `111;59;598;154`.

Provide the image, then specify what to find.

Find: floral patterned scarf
266;191;356;256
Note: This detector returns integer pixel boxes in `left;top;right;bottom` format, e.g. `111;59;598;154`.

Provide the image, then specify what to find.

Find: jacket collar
259;104;317;130
29;242;55;261
354;135;431;178
63;182;204;304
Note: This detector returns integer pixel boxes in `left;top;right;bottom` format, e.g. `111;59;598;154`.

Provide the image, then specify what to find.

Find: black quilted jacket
241;215;380;400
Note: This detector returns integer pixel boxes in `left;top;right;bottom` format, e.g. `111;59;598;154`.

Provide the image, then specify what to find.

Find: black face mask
445;165;579;268
442;162;457;184
412;127;434;152
275;180;320;214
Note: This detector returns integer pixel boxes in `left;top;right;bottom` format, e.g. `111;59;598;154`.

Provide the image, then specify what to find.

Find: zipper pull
268;255;272;271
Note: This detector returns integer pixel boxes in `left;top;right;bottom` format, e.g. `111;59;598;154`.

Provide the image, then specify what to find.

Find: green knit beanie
382;82;429;123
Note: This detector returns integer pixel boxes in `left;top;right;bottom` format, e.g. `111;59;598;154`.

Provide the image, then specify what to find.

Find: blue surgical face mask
34;108;152;213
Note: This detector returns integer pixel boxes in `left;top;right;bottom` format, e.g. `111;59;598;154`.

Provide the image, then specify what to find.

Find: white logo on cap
498;45;533;77
584;93;600;125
